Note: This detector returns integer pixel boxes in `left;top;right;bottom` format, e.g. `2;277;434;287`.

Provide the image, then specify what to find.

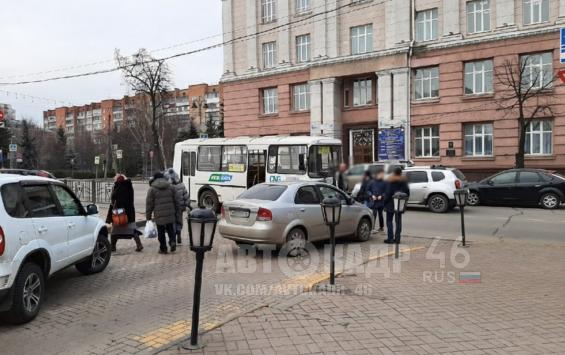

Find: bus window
190;152;196;176
308;145;341;178
181;152;190;177
221;146;247;173
268;145;307;174
198;146;221;171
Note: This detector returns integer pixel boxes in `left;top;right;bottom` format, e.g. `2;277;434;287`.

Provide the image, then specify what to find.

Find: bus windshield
308;145;341;178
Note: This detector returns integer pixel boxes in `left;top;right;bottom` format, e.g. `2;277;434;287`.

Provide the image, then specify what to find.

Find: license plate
229;209;250;218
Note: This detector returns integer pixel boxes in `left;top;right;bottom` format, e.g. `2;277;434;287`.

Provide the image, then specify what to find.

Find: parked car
0;174;110;324
346;160;413;192
0;169;56;179
218;182;374;256
467;169;565;209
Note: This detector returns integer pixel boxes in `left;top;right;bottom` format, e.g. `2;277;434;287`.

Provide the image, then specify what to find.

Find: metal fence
64;179;114;204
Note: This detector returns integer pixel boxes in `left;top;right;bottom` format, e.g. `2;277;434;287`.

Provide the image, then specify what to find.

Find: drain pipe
405;0;415;161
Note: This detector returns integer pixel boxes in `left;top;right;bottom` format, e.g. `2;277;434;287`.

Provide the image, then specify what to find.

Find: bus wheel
199;190;219;212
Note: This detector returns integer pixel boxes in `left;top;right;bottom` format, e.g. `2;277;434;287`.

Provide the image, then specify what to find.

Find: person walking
383;167;410;244
164;168;189;245
334;163;349;192
356;171;374;206
370;169;387;232
106;174;143;252
146;172;179;254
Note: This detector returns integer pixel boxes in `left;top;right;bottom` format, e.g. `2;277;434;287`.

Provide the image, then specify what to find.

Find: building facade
221;0;565;175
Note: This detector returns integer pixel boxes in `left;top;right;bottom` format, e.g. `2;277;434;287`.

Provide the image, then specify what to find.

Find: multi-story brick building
221;0;565;176
43;83;222;145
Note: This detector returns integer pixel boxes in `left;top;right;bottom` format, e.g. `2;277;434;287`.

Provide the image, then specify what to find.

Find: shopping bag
144;220;157;239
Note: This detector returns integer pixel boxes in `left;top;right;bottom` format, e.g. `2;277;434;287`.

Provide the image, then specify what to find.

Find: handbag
111;203;129;226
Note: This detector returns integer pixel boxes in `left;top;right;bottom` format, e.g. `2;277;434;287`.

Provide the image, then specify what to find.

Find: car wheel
467;191;480;206
428;194;449;213
75;234;111;275
540;192;561;210
199;190;219;212
282;228;308;258
0;262;45;324
355;218;372;242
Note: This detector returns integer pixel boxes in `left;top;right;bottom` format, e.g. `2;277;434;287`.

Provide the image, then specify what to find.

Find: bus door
181;149;197;201
248;149;266;188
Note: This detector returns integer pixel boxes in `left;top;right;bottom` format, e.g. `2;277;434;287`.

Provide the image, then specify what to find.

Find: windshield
238;184;287;201
308;145;341;178
452;169;466;181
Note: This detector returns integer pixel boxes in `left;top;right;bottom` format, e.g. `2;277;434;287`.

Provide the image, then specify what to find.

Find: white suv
0;175;110;324
404;166;467;213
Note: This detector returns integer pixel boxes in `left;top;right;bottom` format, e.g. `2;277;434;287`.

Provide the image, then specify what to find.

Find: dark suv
467;169;565;209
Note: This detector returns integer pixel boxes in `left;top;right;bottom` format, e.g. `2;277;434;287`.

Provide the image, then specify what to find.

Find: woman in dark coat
369;169;387;232
106;174;143;252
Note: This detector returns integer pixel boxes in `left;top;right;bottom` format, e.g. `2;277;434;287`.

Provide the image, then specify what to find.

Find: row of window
414;120;553;158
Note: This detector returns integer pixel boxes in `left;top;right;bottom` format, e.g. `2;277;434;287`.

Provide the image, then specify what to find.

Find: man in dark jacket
369;169;387;232
146;172;180;254
334;163;349;192
383;167;410;244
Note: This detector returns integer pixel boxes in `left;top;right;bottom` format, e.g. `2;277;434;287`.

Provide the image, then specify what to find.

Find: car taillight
0;227;5;256
220;206;225;219
455;180;462;189
257;208;272;221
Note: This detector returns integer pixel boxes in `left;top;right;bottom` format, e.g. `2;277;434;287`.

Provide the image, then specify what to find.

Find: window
198;146;222;171
296;0;310;14
521;53;553;90
221;146;247;172
22;185;60;218
523;0;549;25
293;84;310;111
268;145;308;174
262;42;277;69
52;185;82;216
181;151;196;177
296;34;311;63
414;126;440;158
262;88;278;114
295;186;320;204
525;120;552;155
406;171;429;184
415;9;438;42
350;24;373;55
490;171;517;185
1;183;27;218
432;172;446;182
353;79;373;106
464;123;493;156
308;145;341;178
414;67;439;100
465;60;493;95
467;0;490;33
239;184;287;201
262;0;276;23
318;186;348;205
519;171;542;183
347;165;365;176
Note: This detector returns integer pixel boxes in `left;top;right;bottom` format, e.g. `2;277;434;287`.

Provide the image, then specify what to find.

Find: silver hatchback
218;182;374;254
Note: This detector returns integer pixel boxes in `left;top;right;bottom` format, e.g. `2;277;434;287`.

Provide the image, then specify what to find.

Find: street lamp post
320;196;342;285
392;192;409;259
182;208;218;350
454;189;469;247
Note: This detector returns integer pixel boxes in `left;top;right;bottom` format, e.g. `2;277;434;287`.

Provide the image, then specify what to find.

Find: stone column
309;80;323;136
376;70;392;128
496;0;516;29
443;0;461;38
326;0;339;58
385;0;411;47
312;0;327;59
391;68;410;123
246;0;258;71
558;0;565;23
321;78;342;139
278;0;290;65
222;0;234;75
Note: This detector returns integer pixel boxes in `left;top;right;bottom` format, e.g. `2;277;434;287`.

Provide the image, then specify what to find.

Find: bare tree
495;57;556;168
115;49;172;170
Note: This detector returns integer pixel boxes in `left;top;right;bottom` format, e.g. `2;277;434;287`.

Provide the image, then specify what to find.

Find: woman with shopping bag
106;174;143;252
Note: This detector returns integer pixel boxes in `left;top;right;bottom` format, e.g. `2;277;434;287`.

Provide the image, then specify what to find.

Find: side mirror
347;196;355;205
86;204;99;215
487;180;494;186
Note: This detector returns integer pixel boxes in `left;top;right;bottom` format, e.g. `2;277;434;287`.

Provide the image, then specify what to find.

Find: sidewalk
160;238;565;355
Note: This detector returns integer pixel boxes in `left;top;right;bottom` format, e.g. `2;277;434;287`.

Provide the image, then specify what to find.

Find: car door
481;171;518;204
181;150;197;202
516;171;544;205
317;185;355;238
405;171;429;204
21;184;69;271
51;184;96;262
294;185;326;241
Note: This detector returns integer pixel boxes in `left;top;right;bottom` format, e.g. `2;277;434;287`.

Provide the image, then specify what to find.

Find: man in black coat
383;167;410;244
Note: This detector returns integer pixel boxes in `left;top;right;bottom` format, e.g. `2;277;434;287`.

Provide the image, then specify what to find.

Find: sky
0;0;223;124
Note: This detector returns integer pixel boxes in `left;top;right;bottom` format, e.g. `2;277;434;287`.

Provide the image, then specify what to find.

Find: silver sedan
218;182;374;255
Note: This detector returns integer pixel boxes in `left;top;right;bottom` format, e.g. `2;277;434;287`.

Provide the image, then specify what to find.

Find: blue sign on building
561;28;565;63
378;127;405;161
